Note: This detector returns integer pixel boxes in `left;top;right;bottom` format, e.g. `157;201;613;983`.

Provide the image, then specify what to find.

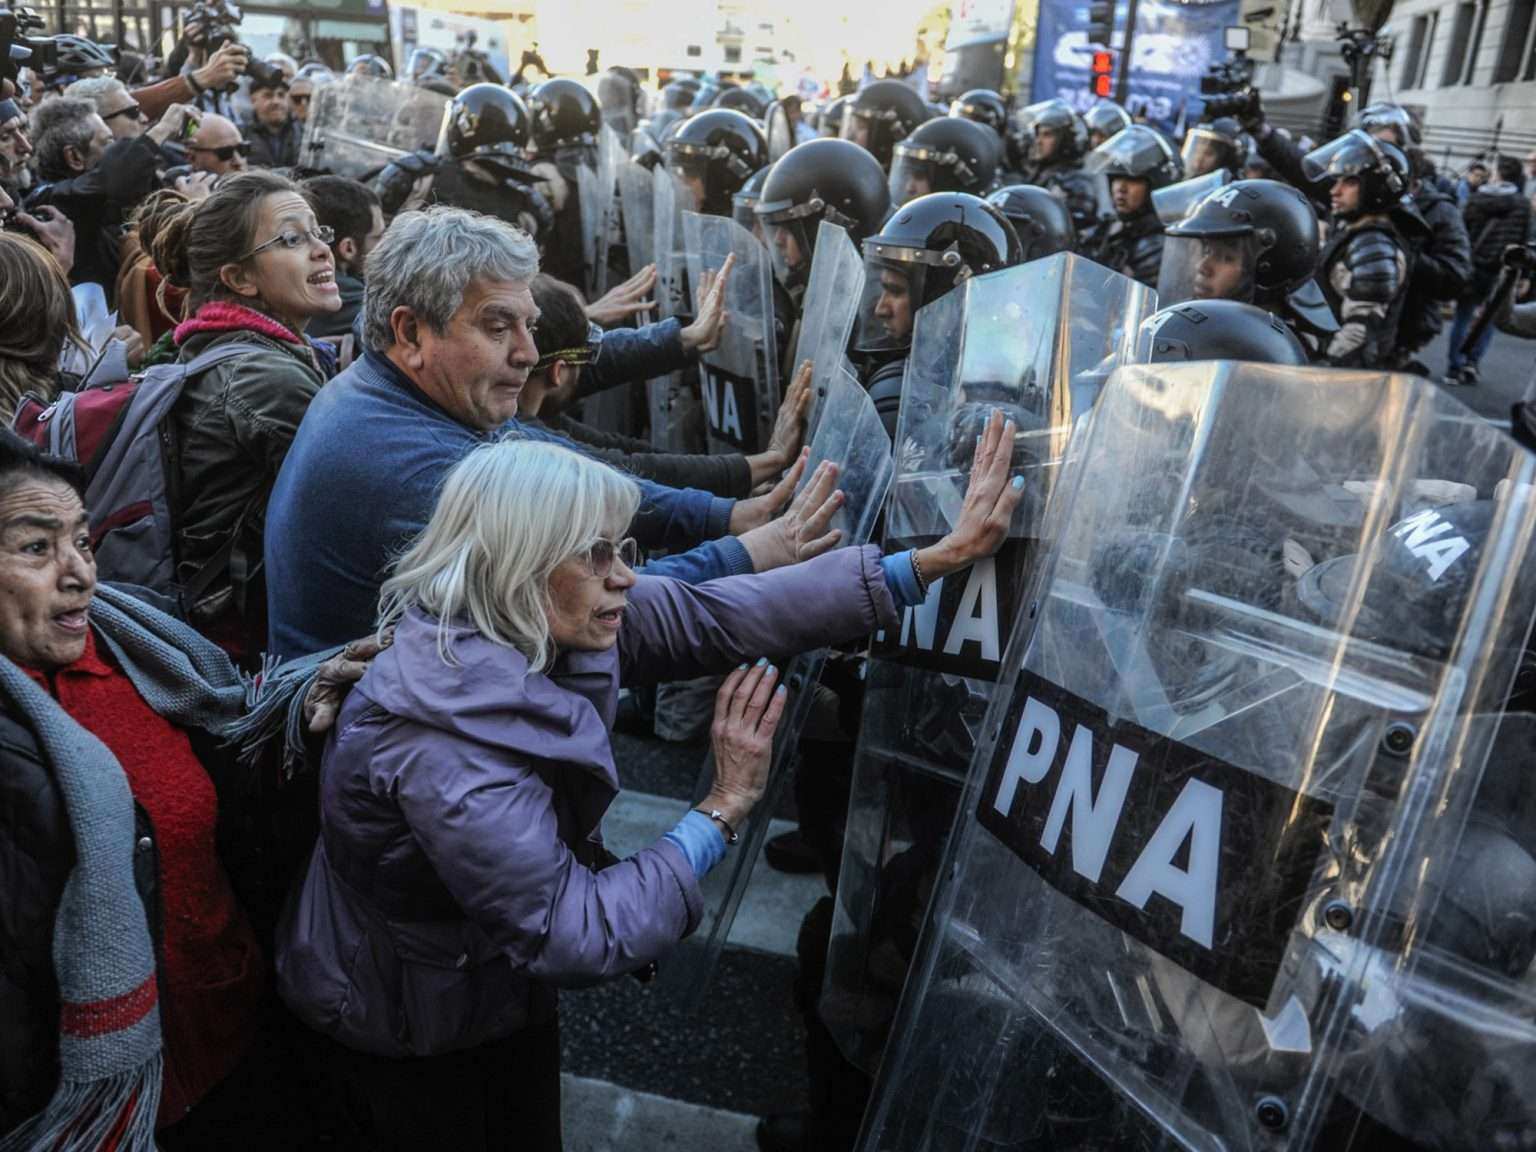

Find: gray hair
64;75;129;115
362;205;539;352
30;97;98;181
377;439;641;670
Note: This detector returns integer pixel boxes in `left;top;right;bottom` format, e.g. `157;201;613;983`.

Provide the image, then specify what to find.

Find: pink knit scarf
173;301;301;347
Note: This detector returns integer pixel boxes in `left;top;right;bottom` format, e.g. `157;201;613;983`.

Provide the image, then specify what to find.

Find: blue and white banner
1031;0;1240;128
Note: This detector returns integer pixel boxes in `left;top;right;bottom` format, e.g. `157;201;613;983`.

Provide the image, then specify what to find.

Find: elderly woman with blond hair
277;417;1025;1150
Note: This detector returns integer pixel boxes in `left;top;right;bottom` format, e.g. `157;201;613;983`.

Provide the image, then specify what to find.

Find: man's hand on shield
916;410;1024;581
681;252;735;355
761;359;813;471
587;263;657;326
735;450;846;571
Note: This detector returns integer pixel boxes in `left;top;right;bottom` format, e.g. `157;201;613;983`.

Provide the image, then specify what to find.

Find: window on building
1415;11;1440;87
1495;0;1536;82
1400;14;1429;88
1442;1;1477;85
1464;0;1491;83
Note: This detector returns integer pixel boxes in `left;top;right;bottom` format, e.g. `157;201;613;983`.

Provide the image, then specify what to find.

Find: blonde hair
378;439;641;670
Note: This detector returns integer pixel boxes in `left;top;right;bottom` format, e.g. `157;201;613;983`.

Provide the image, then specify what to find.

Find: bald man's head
187;112;248;175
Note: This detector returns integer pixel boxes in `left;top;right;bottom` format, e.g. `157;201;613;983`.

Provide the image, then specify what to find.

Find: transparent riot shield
793;221;865;443
821;254;1156;1074
647;363;896;999
300;74;448;178
858;361;1536;1152
682;211;781;454
599;124;624;277
574;124;621;299
647;166;702;452
766;98;797;163
618;158;655;273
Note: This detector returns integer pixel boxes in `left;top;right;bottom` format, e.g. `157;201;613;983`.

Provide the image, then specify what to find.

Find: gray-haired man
265;206;827;658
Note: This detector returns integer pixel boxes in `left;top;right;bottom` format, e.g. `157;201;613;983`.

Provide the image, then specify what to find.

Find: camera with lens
244;54;284;89
185;0;242;49
1;5;56;89
1198;25;1259;121
1502;243;1536;273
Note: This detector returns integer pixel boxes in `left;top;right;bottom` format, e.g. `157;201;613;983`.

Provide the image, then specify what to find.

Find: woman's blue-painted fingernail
755;656;767;667
738;663;749;671
1012;476;1025;490
767;664;776;676
776;684;787;694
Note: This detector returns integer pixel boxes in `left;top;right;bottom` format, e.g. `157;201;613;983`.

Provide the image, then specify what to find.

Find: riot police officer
1013;97;1101;236
1357;102;1472;374
715;85;768;120
526;77;605;288
665;107;768;217
1084;99;1133;149
371;82;555;240
1139;298;1310;365
1181;115;1247;178
841;79;932;172
1085;124;1182;287
819;95;852;138
987;184;1078;260
756;136;891;297
597;66;645;149
1304;129;1424;368
1157;178;1337;351
855;191;1023;435
886;116;1000;206
949;89;1008;141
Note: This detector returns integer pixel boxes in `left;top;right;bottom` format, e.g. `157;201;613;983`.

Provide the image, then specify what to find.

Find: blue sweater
264;351;751;658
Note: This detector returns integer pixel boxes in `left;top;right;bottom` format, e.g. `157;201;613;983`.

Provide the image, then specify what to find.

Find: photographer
26;97;198;297
163;1;250;120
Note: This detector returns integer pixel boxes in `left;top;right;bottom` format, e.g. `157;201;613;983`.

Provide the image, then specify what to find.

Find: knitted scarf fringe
0;1057;163;1152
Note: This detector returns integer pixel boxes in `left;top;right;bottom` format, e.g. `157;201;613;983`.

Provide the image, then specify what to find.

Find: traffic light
1092;50;1114;96
1086;0;1115;48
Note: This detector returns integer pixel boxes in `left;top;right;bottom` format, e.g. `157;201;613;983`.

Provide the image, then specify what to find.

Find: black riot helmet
986;184;1077;261
666;108;769;216
440;83;532;160
715;85;768;119
1088;124;1183;190
1355;102;1421;150
1159;179;1320;307
1302;129;1409;217
1015;98;1087;166
842;79;933;170
406;47;449;85
662;78;698;111
819;94;852;137
757;137;890;289
1084;100;1133;148
888;116;1000;205
855;191;1023;353
1137;299;1309;366
949;89;1008;139
1181;116;1245;177
597;67;644;137
348;54;393;80
528;78;603;152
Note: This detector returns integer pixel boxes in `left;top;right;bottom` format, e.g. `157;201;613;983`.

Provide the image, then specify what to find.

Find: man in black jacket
242;70;302;170
1448;155;1532;385
25;98;196;300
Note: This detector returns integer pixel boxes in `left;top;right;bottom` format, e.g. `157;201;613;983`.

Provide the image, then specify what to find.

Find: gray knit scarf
0;584;333;1151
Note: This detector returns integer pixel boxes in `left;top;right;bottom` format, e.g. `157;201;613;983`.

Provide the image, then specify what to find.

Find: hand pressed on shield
586;263;657;326
766;359;813;464
680;252;734;355
736;451;845;572
915;409;1024;581
303;629;395;734
702;660;788;832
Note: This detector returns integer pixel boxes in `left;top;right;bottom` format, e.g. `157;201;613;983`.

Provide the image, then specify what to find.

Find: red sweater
25;631;264;1128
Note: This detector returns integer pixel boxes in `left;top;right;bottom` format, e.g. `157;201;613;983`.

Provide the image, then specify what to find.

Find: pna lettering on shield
988;693;1221;948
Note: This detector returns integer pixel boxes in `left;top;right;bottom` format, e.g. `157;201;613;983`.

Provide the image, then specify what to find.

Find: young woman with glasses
136;169;343;662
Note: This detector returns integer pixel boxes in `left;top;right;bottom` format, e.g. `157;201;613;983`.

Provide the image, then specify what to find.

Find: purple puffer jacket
275;546;897;1058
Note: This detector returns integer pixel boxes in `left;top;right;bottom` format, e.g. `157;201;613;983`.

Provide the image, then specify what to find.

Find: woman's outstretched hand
703;660;788;832
916;409;1023;582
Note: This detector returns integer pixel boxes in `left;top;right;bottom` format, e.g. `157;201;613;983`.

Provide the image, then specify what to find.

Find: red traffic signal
1091;51;1113;72
1093;73;1114;96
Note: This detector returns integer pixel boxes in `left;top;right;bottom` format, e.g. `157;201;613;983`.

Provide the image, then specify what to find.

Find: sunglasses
188;140;253;161
581;537;639;578
102;102;144;123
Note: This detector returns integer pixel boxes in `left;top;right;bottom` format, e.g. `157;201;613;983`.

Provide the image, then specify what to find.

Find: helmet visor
766;101;796;162
733;187;764;240
1180;127;1238;177
1301;128;1394;184
853;250;929;353
1087;127;1177;183
1151;169;1232;226
1156;231;1258;306
763;216;816;290
840;108;875;153
888;145;949;206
